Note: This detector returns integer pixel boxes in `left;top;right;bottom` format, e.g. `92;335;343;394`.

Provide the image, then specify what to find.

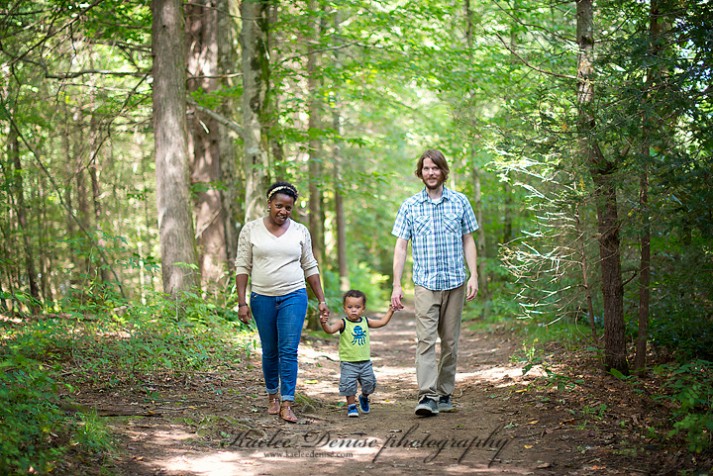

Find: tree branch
494;32;577;81
46;69;149;79
187;97;243;137
10;0;105;66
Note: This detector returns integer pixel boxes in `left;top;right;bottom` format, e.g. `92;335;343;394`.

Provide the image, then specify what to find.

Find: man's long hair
415;149;450;181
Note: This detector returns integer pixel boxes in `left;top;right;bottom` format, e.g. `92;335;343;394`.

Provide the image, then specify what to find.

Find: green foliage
647;240;713;361
0;350;113;474
512;334;586;392
517;318;594;352
654;360;713;453
320;259;391;314
61;291;256;383
0;289;256;473
0;354;67;474
514;347;584;392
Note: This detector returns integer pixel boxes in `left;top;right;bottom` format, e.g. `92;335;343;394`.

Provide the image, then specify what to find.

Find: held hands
318;301;330;321
391;284;404;311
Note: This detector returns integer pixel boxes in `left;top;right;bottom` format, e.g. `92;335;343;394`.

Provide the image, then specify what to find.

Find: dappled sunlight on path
100;307;647;476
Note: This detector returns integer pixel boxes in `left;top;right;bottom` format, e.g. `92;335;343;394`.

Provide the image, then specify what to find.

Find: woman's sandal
267;394;280;415
279;401;298;423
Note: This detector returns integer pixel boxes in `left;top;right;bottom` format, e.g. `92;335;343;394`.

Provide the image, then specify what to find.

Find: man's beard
425;179;443;191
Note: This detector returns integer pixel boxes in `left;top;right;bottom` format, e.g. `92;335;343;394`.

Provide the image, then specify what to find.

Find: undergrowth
0;288;256;475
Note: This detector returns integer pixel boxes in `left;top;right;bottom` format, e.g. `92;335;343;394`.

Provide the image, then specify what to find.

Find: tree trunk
305;2;325;330
152;0;199;295
62;105;75;239
37;176;54;304
266;2;287;180
186;0;228;294
465;0;489;304
307;1;324;266
635;0;667;372
8;124;41;312
576;0;628;374
240;0;271;221
502;178;513;243
0;276;6;312
636;170;650;372
216;0;240;270
73;109;90;277
575;206;597;339
332;10;348;292
88;106;110;284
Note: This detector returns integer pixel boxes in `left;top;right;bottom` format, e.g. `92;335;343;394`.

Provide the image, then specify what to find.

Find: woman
236;181;330;423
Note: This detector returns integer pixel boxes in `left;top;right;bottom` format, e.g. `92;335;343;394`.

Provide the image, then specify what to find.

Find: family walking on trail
235;149;478;422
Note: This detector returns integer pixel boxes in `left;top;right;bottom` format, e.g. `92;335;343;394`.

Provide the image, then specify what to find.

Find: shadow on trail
105;307;641;476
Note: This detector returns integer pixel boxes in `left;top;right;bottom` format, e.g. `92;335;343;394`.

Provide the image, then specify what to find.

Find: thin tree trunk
186;0;228;294
266;2;287;180
73;109;90;278
332;12;348;293
63;105;75;240
465;0;488;304
635;0;666;372
217;0;240;270
307;1;324;266
8;124;41;312
575;206;597;339
240;0;271;221
503;179;513;243
152;0;199;295
636;170;650;371
306;2;325;330
576;0;628;374
89;109;110;283
37;176;53;303
0;276;6;312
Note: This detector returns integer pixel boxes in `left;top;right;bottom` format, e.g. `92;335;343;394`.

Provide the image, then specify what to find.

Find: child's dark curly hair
342;289;367;306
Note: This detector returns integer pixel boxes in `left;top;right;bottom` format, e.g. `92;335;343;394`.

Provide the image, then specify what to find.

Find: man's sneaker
414;397;439;417
359;394;370;414
438;395;454;412
347;403;359;418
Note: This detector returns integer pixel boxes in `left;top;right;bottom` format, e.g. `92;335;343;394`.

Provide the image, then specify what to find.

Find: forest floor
64;306;709;476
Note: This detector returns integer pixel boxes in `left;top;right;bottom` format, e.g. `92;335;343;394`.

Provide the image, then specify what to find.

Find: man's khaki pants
414;284;466;402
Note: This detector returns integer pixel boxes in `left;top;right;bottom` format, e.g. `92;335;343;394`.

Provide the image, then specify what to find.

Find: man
391;149;479;417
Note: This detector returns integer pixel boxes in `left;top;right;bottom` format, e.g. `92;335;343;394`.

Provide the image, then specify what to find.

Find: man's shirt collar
417;186;452;203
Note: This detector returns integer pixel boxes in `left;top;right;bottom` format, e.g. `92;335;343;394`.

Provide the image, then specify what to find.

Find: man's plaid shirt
392;186;479;291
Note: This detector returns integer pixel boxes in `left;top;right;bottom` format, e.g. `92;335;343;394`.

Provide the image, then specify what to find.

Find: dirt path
88;308;655;476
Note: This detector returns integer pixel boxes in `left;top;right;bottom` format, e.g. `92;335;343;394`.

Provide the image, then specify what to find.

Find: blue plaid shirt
392;187;479;291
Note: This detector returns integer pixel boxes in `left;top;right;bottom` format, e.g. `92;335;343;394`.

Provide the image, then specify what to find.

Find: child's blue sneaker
347;403;359;418
358;394;370;414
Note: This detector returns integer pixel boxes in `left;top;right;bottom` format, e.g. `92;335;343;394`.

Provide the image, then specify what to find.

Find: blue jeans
250;288;307;402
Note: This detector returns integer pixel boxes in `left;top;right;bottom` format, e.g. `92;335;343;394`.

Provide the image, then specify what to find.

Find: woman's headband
267;185;298;200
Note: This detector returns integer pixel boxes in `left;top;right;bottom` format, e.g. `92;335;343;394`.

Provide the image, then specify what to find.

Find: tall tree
331;11;349;293
240;0;271;221
186;0;228;292
465;0;489;301
305;1;326;330
8;121;41;312
152;0;199;295
216;0;241;268
576;0;628;373
307;0;325;269
88;73;110;284
635;0;670;372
